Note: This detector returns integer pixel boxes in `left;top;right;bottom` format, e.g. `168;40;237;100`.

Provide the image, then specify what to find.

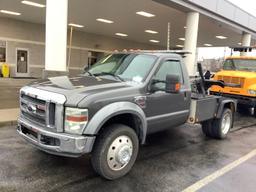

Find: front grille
20;94;56;128
217;76;245;87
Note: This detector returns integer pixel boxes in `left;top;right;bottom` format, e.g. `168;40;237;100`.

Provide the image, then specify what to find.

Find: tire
91;124;139;180
201;120;213;138
201;108;233;139
212;108;233;139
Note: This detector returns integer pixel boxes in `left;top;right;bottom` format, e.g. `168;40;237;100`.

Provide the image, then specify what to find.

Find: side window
153;60;183;89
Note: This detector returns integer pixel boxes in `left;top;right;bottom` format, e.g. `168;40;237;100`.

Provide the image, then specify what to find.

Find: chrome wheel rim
221;112;231;135
107;135;133;171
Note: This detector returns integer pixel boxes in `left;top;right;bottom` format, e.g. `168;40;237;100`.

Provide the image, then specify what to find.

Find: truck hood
216;70;256;78
28;75;132;106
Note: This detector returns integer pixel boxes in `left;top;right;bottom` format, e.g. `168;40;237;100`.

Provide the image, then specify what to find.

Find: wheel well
98;113;143;143
223;102;235;113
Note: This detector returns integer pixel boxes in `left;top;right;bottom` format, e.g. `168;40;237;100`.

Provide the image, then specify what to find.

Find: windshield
223;59;256;71
86;53;156;83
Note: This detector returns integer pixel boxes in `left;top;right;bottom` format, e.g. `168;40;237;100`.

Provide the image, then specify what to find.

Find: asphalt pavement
1;114;256;192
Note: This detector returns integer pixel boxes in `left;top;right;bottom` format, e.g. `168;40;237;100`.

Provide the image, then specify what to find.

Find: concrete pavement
0;78;33;109
0;108;19;123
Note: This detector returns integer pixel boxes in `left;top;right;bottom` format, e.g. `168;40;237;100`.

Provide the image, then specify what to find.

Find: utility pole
67;26;73;70
167;22;170;50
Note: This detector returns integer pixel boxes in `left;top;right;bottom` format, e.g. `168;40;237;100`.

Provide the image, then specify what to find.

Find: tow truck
17;50;236;180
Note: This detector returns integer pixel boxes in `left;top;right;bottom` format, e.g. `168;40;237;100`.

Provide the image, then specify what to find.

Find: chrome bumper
17;118;95;157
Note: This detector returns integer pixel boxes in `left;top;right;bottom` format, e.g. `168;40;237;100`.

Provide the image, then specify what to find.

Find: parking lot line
182;148;256;192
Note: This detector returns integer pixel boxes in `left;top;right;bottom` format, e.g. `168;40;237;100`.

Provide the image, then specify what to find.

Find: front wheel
202;108;233;139
91;124;139;180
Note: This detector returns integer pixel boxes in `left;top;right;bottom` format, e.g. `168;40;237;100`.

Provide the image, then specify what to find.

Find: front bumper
17;118;95;157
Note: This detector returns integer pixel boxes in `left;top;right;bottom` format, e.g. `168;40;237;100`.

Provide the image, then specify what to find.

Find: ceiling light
136;11;155;18
21;1;45;8
238;42;242;45
204;44;212;46
115;33;128;37
96;18;114;24
68;23;84;28
145;30;158;34
179;38;185;41
184;26;187;29
216;35;227;39
0;10;21;15
150;40;160;43
176;45;184;48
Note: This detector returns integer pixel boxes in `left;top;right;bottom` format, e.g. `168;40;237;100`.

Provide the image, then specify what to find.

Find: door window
153;60;183;89
17;50;28;73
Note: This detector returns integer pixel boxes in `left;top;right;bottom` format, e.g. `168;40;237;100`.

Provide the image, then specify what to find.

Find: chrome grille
19;86;66;132
20;93;56;128
217;76;245;87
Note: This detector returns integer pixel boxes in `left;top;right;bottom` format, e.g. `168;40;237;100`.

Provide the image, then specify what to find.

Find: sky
227;0;256;17
198;0;256;60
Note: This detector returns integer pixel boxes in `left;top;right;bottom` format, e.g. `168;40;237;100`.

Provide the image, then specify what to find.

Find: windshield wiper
93;72;125;82
86;71;96;77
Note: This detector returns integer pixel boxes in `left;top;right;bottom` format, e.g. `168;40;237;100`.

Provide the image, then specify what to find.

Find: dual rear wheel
202;108;233;139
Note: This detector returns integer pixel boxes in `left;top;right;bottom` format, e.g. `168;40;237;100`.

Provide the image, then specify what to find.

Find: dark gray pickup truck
17;51;236;180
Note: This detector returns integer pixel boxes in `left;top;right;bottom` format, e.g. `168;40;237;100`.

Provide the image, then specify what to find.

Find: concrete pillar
45;0;68;72
183;12;199;76
240;32;251;56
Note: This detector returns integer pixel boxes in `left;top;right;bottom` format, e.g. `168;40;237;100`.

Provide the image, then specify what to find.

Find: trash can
2;63;10;78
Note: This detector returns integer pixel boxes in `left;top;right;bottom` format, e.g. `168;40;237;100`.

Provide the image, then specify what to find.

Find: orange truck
210;47;256;114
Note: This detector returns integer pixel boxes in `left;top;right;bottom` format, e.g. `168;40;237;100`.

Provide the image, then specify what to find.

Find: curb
0;121;17;127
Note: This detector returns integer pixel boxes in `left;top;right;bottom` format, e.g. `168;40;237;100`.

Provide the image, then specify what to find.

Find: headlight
248;90;256;95
65;107;88;134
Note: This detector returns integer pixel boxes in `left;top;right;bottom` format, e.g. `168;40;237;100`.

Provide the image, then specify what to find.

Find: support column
240;32;251;56
45;0;68;73
183;12;199;76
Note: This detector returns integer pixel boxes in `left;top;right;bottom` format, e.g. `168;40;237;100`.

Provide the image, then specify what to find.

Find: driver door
145;59;190;133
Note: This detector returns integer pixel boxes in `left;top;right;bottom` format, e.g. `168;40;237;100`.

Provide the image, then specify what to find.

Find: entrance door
16;49;29;77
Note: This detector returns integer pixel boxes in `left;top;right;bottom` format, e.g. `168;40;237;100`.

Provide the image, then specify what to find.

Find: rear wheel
202;108;233;139
202;120;213;138
91;124;139;180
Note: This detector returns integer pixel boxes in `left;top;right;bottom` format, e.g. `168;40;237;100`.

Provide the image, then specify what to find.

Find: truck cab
17;51;235;180
210;56;256;112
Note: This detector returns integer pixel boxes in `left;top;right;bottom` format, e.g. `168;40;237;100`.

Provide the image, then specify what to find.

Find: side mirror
166;74;181;93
